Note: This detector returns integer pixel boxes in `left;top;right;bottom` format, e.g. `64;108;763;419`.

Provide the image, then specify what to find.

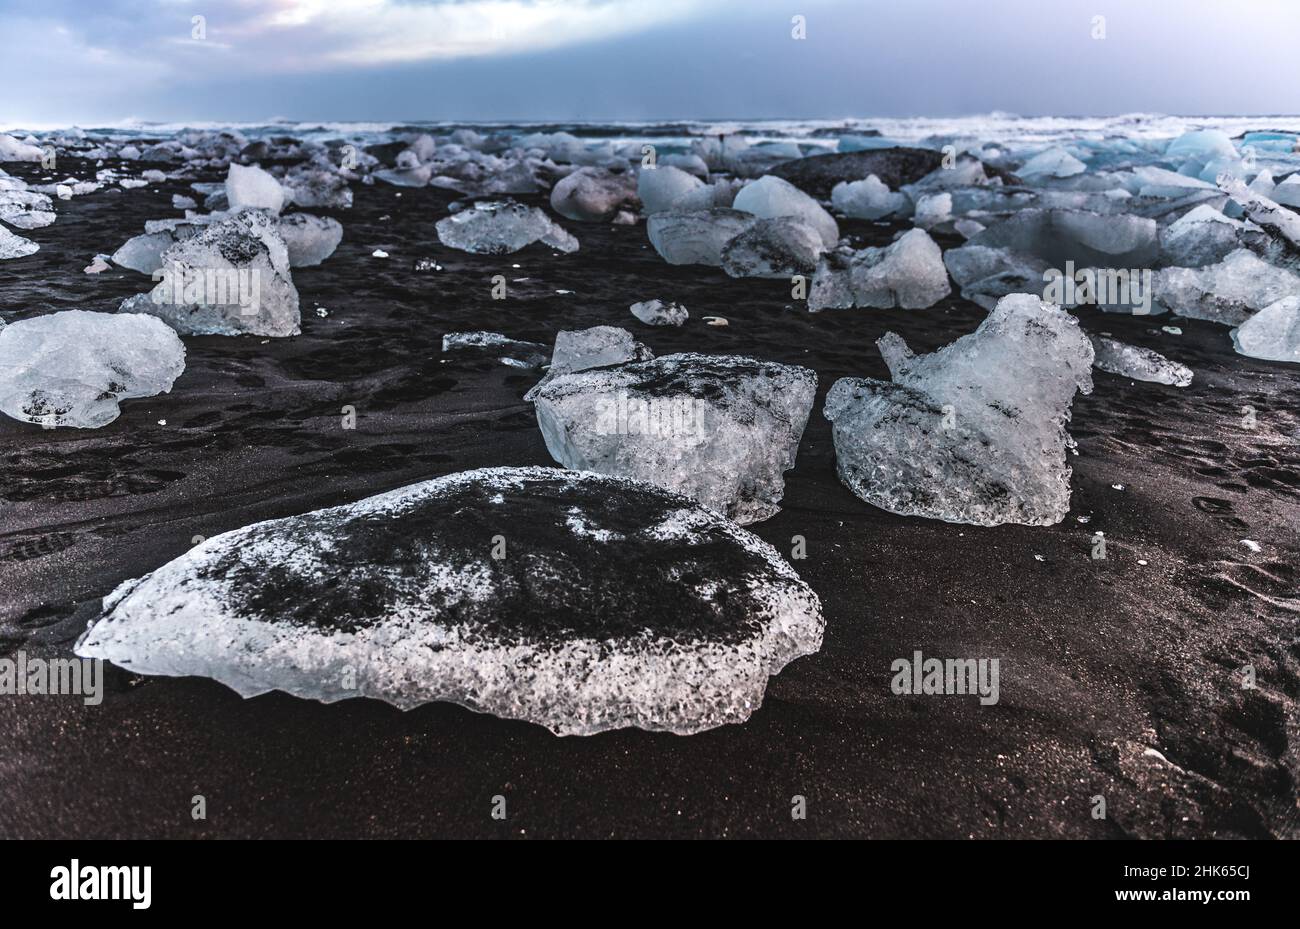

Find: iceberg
830;174;911;220
277;213;343;267
0;224;40;259
549;167;637;222
225;163;286;214
637;165;706;214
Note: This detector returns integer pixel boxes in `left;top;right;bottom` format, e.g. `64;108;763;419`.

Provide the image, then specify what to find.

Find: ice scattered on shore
1231;296;1300;363
0;311;185;428
277;213;343;267
630;299;688;327
225;163;285;214
0;224;40;259
75;466;824;736
1089;335;1193;386
119;210;301;337
732;175;839;248
824;294;1093;526
1156;249;1300;326
435;200;577;255
646;208;755;266
809;228;950;311
442;331;549;368
529;354;817;523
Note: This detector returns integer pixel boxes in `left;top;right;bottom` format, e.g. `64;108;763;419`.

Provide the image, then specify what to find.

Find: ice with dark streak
75;467;825;736
529;353;816;524
117;210;301;337
0;310;185;428
823;294;1094;527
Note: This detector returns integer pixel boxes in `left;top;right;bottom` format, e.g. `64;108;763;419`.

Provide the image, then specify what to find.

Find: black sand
1;158;1297;838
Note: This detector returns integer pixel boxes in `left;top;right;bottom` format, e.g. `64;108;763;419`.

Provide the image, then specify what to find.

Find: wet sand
1;157;1297;838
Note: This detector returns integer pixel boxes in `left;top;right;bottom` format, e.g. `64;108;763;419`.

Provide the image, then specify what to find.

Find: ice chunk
1156;249;1300;326
225;163;285;214
527;325;653;396
943;244;1051;310
732;175;839;248
1232;296;1300;363
0;224;39;259
1159;205;1264;267
1165;130;1238;170
0;310;185;428
1270;175;1300;209
1131;165;1217;199
442;331;549;368
721;216;823;278
0;134;44;162
630;299;688;327
808;228;950;311
435;200;578;255
912;192;953;231
111;228;196;274
119;210;301;337
646;208;755;266
529;354;816;524
1089;335;1192;386
0;188;55;229
75;466;824;736
1217;174;1300;251
549;167;637;222
830;174;910;220
638;165;706;214
277;213;343;267
967;209;1160;268
823;294;1094;526
284;169;354;209
1018;147;1087;180
375;164;432;188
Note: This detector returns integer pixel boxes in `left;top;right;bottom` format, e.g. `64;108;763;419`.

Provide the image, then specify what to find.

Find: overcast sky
4;0;1300;127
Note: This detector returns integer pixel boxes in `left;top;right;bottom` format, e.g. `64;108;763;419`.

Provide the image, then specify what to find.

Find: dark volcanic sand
1;157;1298;839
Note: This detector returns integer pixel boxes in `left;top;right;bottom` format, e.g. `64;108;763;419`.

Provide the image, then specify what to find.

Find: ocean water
7;113;1300;154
